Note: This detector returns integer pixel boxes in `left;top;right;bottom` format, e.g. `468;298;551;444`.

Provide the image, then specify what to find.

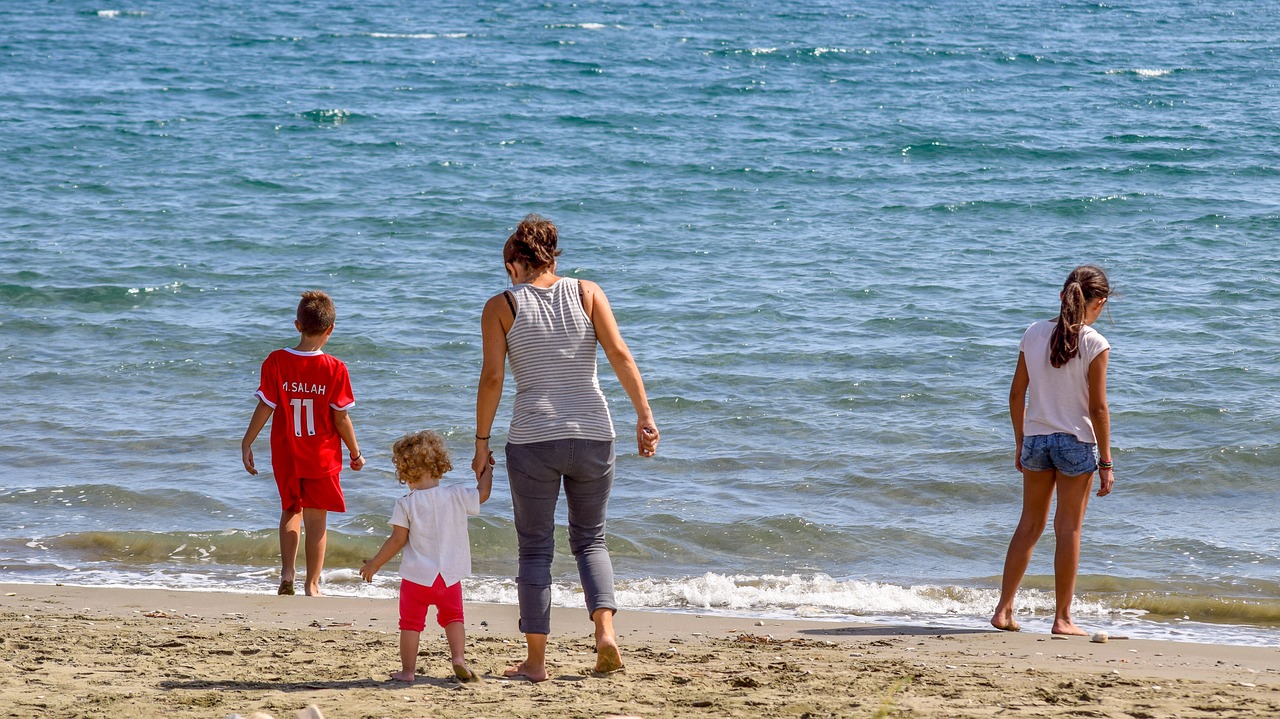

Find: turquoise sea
1;1;1278;646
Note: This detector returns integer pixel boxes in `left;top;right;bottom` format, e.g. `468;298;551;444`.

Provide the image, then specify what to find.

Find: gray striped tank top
506;277;615;444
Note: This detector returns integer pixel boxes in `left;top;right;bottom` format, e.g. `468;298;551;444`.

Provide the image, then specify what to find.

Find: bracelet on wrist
475;435;491;441
1098;460;1113;469
351;452;362;461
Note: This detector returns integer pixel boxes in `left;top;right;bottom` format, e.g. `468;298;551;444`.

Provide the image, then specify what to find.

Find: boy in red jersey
241;290;366;597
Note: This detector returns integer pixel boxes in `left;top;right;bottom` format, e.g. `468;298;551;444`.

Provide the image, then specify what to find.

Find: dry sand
1;582;1277;718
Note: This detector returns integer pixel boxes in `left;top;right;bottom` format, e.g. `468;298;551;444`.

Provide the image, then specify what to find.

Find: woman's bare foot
502;661;548;683
1051;620;1089;636
990;609;1020;632
453;661;481;683
304;581;322;597
389;670;416;683
595;638;624;674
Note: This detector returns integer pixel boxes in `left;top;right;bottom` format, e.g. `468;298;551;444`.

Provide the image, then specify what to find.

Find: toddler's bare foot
453;661;481;683
389;670;416;683
595;638;624;674
1051;620;1089;636
502;661;548;683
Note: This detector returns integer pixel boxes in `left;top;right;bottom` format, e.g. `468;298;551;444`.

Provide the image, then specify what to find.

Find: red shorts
276;472;345;513
399;575;464;632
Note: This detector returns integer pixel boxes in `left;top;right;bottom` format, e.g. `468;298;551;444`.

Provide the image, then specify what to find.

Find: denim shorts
1020;433;1098;476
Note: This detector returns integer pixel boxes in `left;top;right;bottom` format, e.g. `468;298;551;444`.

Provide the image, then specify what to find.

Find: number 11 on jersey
290;398;316;437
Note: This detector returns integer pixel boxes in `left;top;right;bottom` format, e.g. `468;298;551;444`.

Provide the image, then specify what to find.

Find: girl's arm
1087;349;1113;496
360;525;409;582
581;280;659;457
1008;353;1029;471
473;293;512;476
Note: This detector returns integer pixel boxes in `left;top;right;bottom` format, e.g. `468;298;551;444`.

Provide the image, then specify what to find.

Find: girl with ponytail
992;265;1114;636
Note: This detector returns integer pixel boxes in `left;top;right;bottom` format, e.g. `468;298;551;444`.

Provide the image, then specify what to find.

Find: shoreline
3;583;1278;718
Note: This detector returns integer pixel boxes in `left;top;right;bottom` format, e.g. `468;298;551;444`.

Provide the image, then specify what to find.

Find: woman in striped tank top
472;214;660;682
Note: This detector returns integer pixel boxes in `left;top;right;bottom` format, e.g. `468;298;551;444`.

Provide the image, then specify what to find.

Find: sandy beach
1;583;1276;718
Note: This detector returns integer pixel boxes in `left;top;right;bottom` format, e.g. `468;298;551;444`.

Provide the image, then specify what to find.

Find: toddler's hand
359;559;376;583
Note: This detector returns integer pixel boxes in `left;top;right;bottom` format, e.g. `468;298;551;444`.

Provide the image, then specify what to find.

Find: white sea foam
1106;68;1175;77
547;23;612;30
95;10;147;18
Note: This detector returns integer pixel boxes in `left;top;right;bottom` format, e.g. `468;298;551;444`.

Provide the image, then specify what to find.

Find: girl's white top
505;277;615;444
1020;319;1111;443
389;484;481;587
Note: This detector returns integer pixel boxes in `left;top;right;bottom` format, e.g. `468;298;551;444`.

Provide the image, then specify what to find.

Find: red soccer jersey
255;348;356;480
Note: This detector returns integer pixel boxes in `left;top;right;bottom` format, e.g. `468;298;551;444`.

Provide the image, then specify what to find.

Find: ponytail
1048;265;1110;368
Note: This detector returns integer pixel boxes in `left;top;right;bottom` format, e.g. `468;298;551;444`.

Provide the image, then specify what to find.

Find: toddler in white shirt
361;430;493;683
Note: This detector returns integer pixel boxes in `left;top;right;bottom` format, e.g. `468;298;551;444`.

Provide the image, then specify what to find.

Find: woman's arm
581;280;659;457
359;525;409;582
473;293;512;476
1009;353;1029;471
1087;349;1112;496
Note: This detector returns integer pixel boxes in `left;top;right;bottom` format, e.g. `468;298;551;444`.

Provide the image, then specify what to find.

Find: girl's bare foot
990;609;1020;632
595;638;624;674
389;670;416;683
453;661;481;683
502;661;548;683
1051;620;1089;636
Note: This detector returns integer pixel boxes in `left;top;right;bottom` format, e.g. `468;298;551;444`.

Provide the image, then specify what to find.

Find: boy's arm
332;409;365;471
241;400;274;475
477;454;494;504
360;525;409;582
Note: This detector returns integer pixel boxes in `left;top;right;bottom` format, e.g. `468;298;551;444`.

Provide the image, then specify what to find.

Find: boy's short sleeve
455;486;481;517
389;496;410;529
329;361;355;411
255;355;279;409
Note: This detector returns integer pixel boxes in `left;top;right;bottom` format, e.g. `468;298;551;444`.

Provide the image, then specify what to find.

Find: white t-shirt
388;484;481;587
1020;319;1111;443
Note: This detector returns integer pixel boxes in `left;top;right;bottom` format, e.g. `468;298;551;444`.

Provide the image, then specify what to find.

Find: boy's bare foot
389;670;416;683
453;662;481;683
594;638;624;674
502;662;548;683
1051;620;1089;636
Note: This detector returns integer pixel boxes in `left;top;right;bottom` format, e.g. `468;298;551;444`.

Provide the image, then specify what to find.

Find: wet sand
1;583;1277;718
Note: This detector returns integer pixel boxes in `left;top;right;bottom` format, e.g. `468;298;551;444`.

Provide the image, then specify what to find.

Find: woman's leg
504;441;566;681
563;440;621;671
1050;470;1094;635
991;469;1056;631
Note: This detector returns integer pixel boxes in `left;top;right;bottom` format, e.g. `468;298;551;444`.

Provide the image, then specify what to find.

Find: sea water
1;0;1277;647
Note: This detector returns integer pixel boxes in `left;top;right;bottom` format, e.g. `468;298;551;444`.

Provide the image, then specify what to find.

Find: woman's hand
472;440;494;477
637;421;659;457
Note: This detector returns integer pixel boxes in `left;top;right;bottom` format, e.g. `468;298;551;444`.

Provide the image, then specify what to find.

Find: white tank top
505;278;615;444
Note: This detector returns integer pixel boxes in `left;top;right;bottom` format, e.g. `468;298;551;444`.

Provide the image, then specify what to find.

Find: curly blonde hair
391;430;453;484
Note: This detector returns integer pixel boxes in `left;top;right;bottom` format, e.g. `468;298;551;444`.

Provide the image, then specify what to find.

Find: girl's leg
394;630;419;682
278;510;302;583
1050;471;1094;635
563;440;621;672
991;469;1056;631
504;441;566;681
302;508;328;596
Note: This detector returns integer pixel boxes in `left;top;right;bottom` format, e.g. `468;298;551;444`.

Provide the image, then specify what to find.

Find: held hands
471;443;495;478
637;422;660;457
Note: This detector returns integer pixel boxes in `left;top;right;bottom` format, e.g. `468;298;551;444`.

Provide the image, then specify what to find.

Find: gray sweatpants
505;438;617;635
